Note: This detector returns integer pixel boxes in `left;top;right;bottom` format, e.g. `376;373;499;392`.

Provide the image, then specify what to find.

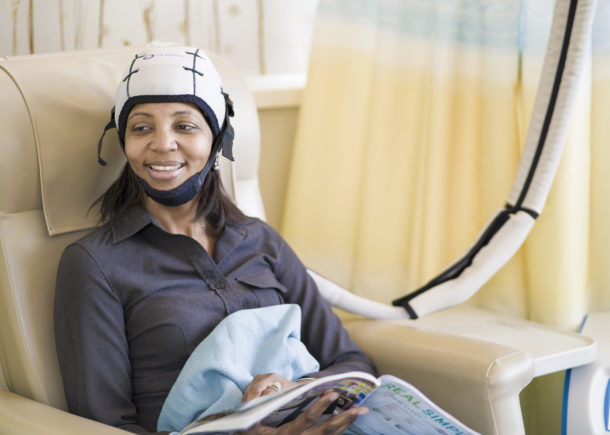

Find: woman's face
124;102;213;192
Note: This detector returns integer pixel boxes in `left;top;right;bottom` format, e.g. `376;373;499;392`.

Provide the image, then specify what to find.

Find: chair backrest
0;46;265;410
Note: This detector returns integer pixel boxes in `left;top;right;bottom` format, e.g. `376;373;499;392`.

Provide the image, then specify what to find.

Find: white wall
0;0;318;76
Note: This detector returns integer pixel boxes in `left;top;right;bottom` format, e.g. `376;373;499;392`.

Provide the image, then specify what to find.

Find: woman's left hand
239;390;368;435
242;373;308;402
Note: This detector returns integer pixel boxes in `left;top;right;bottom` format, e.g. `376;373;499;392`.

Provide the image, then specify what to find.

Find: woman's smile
145;162;186;180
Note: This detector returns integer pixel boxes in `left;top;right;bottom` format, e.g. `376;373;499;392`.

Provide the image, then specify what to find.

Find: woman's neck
142;195;217;255
143;196;199;235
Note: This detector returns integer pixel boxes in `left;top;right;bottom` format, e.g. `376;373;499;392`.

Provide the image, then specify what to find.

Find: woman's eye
176;123;197;131
130;124;151;132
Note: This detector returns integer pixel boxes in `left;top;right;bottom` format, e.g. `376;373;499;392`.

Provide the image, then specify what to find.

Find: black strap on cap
97;108;117;166
220;91;235;161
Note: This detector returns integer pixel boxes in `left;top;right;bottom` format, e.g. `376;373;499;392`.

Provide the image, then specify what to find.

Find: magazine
179;371;480;435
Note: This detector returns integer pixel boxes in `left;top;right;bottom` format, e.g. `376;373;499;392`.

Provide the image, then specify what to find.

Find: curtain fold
282;0;610;329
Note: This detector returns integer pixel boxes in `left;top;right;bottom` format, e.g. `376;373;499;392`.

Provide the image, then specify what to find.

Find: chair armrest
343;319;535;435
0;390;128;434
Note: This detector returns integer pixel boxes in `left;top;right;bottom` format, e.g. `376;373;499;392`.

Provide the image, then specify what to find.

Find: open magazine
179;371;480;435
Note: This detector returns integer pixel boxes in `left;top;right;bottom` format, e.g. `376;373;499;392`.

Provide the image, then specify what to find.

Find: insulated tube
391;0;598;319
313;0;597;320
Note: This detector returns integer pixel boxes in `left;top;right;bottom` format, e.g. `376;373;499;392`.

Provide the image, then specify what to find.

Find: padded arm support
0;325;531;435
344;320;535;435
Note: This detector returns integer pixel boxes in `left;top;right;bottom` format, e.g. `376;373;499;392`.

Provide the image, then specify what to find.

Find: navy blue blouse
54;205;375;434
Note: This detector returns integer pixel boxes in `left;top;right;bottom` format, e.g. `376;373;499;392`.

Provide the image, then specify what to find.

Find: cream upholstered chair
0;46;596;435
0;45;264;435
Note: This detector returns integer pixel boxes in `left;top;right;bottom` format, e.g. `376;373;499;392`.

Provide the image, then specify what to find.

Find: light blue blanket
157;304;320;432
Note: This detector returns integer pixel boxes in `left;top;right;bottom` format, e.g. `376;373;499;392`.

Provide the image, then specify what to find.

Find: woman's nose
150;127;177;152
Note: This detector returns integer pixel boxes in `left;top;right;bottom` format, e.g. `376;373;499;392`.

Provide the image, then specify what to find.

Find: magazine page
345;375;481;435
180;371;378;434
260;373;379;427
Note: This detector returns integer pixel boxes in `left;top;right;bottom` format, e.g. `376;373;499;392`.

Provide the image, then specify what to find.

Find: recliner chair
0;46;596;434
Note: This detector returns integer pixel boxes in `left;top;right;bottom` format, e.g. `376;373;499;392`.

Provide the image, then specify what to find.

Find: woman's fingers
239;390;368;435
281;390;368;434
303;405;368;434
242;373;295;402
241;373;278;402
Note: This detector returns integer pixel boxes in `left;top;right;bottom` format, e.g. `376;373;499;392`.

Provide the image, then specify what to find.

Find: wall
0;0;318;76
248;75;304;230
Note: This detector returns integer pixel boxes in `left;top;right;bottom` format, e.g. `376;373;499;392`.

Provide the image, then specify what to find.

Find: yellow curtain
281;1;610;432
283;0;610;328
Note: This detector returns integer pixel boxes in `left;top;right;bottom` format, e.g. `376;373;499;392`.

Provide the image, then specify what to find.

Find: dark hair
91;163;247;235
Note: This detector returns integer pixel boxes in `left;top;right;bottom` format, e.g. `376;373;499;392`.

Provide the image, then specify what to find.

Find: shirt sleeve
54;243;168;434
267;228;377;379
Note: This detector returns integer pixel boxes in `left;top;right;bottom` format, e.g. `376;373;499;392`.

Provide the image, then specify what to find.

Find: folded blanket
157;304;320;432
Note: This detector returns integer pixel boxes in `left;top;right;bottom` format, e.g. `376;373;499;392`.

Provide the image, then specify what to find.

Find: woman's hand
240;390;369;434
242;373;309;402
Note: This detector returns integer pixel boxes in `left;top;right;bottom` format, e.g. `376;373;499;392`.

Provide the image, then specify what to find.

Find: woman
54;46;374;434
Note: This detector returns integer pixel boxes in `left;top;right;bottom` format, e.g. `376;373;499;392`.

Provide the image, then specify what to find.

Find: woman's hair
92;163;247;234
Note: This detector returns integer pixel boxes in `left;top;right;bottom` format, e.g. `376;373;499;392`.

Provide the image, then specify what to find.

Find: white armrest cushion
344;319;535;435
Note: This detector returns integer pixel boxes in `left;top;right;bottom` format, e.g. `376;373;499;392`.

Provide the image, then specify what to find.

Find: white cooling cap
113;46;226;141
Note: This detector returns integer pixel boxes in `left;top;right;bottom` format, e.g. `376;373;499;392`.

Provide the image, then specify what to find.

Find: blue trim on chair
604;379;610;432
562;368;572;435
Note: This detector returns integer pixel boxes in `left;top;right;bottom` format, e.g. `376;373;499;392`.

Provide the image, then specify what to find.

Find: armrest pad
0;390;128;434
344;319;535;435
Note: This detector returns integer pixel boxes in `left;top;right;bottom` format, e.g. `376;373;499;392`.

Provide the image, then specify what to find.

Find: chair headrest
0;46;255;235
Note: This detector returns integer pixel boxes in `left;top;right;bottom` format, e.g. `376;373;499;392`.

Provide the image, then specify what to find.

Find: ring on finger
268;381;282;392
